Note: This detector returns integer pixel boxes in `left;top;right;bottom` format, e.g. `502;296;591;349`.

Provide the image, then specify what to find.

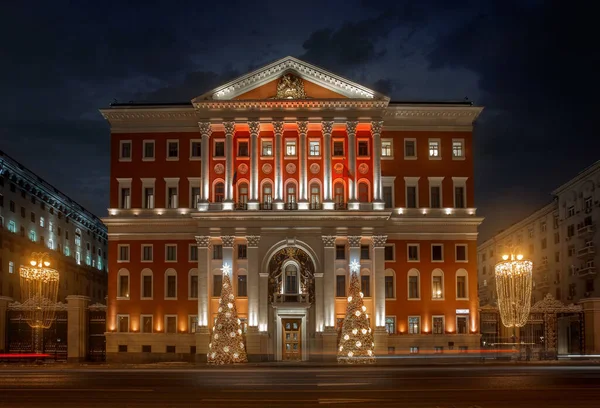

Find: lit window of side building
0;149;108;304
102;56;483;362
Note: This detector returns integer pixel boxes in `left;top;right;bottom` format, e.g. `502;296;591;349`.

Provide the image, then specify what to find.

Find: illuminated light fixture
494;251;533;328
445;208;452;215
397;208;404;215
221;262;232;276
422;209;427;215
349;260;360;274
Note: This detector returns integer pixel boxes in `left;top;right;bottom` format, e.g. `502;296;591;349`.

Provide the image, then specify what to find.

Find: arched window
358;182;369;203
117;268;130;299
284;264;298;294
286;182;297;208
432;269;444;300
141;268;153;299
215;182;225;203
262;183;273;208
310;183;321;209
238;183;248;205
165;269;177;300
334;182;345;208
407;269;420;300
456;268;469;300
188;268;199;299
385;269;395;299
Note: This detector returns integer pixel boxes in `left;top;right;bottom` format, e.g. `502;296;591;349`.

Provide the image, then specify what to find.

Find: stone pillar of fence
0;297;12;353
580;297;600;354
66;295;90;362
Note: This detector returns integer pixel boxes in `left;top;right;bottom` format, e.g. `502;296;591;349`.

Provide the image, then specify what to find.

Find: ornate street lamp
494;252;533;329
19;252;60;354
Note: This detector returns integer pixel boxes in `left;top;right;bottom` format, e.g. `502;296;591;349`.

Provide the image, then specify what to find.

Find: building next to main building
478;161;600;307
101;56;483;362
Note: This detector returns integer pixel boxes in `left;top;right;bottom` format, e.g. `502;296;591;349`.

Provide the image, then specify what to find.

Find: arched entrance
267;246;315;361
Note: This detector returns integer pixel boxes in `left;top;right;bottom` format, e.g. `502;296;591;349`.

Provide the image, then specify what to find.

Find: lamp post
19;252;60;356
494;251;533;351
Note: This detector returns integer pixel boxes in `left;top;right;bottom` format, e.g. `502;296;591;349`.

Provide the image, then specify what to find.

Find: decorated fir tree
337;260;375;364
207;263;248;364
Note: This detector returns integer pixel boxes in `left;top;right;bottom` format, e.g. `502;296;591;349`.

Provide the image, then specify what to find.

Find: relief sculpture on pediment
274;73;307;99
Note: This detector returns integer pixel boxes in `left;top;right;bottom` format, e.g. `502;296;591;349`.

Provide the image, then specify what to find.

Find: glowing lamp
494;252;533;328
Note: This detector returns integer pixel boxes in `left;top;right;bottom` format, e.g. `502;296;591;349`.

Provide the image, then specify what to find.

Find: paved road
0;364;599;407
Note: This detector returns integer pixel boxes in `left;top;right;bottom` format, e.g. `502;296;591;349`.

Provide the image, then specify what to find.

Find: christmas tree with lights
207;263;248;364
337;260;375;364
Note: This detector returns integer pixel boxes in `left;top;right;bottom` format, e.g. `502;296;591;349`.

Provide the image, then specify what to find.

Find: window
381;139;393;158
141;271;153;299
409;346;419;354
120;141;132;160
167;186;178;209
29;230;36;242
262;183;272;206
431;244;443;262
309;140;320;156
428;139;440;158
452;139;464;158
456;269;468;299
454;186;465;208
286;183;297;205
385;274;395;298
541;238;547;250
555;251;560;263
39;217;45;227
434;346;444;354
285;140;297;156
261;140;272;156
384;245;395;261
167;140;179;159
141;315;153;333
360;245;370;260
118;245;130;262
213;245;223;260
406;186;417;208
456;245;467;262
237;244;247;260
141;245;153;262
215;182;225;203
284;264;298;294
189;316;198;334
117;270;129;298
213;274;223;296
30;212;35;223
457;316;468;334
190;272;199;299
166;244;177;262
358;183;369;203
361;275;371;297
408;316;420;334
408;244;419;262
383;186;393;208
567;205;575;217
408;270;420;299
336;275;346;297
237;275;247;297
9;261;14;274
567;224;575;238
554;232;560;244
166;345;176;353
385;316;396;334
238;141;249;157
433;316;444;334
20;206;25;218
143;140;155;160
214;141;225;157
120;187;131;209
238;183;248;205
336;245;346;260
117;315;130;332
541;220;547;232
165;315;177;334
190;140;202;158
334;182;345;206
430;186;441;208
191;187;201;209
8;221;16;233
310;183;321;208
9;200;15;212
404;139;416;158
333;141;344;156
165;271;177;299
358;141;369;156
189;245;198;262
432;270;443;299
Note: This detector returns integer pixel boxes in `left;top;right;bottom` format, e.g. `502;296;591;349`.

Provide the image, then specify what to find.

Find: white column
248;121;260;210
273;120;284;204
322;235;336;327
297;120;309;204
259;272;269;331
372;235;387;328
322;121;334;208
198;122;212;209
372;121;384;206
195;236;211;327
246;235;260;327
347;121;358;203
223;121;235;204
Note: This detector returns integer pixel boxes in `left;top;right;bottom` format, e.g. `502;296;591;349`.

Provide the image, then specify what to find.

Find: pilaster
374;326;389;357
221;235;235;270
195;235;211;327
246;235;261;327
298;120;309;204
248;120;260;210
321;326;338;362
66;295;90;362
372;235;388;328
322;235;336;328
0;296;13;353
371;121;384;206
273;120;284;204
223;121;235;204
195;326;210;363
322;121;334;207
315;272;324;332
346;121;358;203
198;122;212;209
259;272;269;331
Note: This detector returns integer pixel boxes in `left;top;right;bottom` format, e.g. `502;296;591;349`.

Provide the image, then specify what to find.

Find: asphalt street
0;364;598;407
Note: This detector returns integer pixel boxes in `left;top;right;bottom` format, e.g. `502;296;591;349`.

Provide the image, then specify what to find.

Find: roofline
552;160;600;196
389;100;475;106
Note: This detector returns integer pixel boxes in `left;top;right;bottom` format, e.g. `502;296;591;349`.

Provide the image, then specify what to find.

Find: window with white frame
385;270;395;299
381;139;393;158
9;261;14;273
117;269;130;298
167;140;179;160
428;139;440;159
238;140;249;157
189;270;199;299
407;244;420;262
456;315;468;334
117;314;130;332
142;140;155;160
141;315;153;333
358;140;369;156
165;315;177;333
431;244;444;262
190;139;202;160
165;244;177;262
385;316;396;334
407;269;420;299
333;140;344;156
237;273;248;297
141;244;153;262
285;140;297;156
404;177;419;208
408;316;420;334
382;176;395;209
189;315;198;333
452;139;465;159
404;138;416;159
261;140;273;156
432;316;445;334
428;177;443;209
188;177;201;209
452;177;468;209
432;269;444;299
39;217;45;227
309;140;320;156
141;178;155;209
141;269;153;299
165;269;177;299
165;178;179;209
119;140;132;161
456;269;468;299
384;244;395;261
456;244;468;262
117;178;132;209
118;245;130;262
214;140;225;157
189;244;198;262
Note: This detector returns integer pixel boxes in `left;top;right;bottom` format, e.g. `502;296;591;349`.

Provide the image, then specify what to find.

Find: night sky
1;0;596;241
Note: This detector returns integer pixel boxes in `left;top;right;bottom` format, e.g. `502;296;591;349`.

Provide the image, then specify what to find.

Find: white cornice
192;99;388;111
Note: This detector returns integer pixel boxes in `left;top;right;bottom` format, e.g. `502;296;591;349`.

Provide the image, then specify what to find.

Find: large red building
101;56;483;362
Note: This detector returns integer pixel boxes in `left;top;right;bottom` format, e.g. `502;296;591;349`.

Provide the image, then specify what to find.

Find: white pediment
192;56;390;102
